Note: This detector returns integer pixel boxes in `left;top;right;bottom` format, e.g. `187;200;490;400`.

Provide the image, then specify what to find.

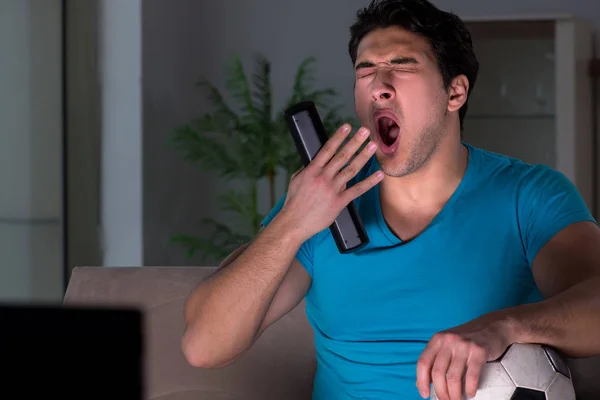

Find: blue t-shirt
260;143;595;399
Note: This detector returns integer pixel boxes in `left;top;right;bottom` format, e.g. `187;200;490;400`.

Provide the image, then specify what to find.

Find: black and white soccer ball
430;343;575;400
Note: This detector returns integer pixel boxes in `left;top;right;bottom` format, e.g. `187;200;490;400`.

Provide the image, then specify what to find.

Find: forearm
503;276;600;358
182;245;248;327
182;213;305;366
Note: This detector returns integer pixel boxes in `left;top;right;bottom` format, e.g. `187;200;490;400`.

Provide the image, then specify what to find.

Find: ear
447;75;469;112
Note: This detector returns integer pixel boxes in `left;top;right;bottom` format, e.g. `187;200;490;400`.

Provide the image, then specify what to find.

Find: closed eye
355;56;419;77
356;67;414;79
356;68;376;79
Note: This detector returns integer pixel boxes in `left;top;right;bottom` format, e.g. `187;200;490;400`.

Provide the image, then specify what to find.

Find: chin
375;154;415;178
375;153;407;177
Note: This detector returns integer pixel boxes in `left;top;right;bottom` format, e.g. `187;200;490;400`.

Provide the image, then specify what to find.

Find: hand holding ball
430;343;575;400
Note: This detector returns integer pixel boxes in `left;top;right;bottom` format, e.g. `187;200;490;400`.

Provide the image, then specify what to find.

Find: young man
182;1;600;399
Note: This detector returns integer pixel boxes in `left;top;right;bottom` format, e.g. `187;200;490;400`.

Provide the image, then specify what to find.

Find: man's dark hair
348;0;479;130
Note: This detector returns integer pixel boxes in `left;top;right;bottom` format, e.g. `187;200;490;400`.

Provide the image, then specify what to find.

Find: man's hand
416;312;515;400
280;123;382;243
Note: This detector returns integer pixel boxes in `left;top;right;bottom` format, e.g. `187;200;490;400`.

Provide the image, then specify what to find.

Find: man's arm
182;121;379;369
504;220;600;357
181;213;311;369
416;221;600;400
416;166;600;400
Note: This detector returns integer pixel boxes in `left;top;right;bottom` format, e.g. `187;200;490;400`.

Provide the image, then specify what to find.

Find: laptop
0;304;144;399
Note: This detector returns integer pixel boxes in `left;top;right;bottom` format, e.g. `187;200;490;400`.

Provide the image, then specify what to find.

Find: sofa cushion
63;267;315;400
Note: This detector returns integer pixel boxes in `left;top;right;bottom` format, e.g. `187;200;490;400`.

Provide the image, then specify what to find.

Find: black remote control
284;101;369;253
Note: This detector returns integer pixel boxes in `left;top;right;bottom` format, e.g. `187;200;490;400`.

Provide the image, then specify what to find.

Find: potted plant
170;53;358;262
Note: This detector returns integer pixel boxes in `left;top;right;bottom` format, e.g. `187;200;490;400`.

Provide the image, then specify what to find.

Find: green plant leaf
225;55;256;123
251;54;272;125
199;217;253;253
170;53;359;262
219;190;254;226
303;88;338;109
169;234;231;261
291;56;317;102
195;77;241;131
171;124;244;179
169;215;253;263
278;151;302;177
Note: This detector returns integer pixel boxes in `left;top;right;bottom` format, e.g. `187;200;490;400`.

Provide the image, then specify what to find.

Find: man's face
353;26;453;177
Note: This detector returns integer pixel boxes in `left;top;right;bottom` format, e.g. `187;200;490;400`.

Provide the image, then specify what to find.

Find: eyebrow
355;56;419;70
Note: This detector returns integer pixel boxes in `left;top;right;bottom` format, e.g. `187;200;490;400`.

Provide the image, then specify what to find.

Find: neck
379;135;469;211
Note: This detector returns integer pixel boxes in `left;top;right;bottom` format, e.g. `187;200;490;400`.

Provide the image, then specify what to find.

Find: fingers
417;332;488;400
447;349;468;400
311;123;353;168
334;140;378;190
431;347;453;400
324;127;371;177
465;349;486;398
416;339;439;398
341;168;384;204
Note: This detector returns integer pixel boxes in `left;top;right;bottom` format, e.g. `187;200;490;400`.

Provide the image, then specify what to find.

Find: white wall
139;0;600;267
99;0;143;266
0;0;64;301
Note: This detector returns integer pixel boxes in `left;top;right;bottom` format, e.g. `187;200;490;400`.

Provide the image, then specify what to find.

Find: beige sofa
63;266;600;400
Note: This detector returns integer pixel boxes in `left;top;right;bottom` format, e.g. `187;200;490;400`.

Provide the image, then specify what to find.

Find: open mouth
377;116;400;146
373;110;401;155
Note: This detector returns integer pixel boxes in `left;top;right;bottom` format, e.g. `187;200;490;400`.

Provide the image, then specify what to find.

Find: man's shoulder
466;143;588;218
466;143;563;191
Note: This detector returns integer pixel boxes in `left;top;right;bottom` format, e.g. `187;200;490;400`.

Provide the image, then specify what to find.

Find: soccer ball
430;343;575;400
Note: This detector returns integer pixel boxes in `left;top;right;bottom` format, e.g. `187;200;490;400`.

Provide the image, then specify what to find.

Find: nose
372;89;394;101
370;71;396;102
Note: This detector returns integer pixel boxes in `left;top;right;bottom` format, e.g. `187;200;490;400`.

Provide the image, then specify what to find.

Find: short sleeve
261;193;315;277
517;165;597;265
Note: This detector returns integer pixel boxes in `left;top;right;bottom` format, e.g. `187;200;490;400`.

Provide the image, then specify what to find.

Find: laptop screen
0;304;144;399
